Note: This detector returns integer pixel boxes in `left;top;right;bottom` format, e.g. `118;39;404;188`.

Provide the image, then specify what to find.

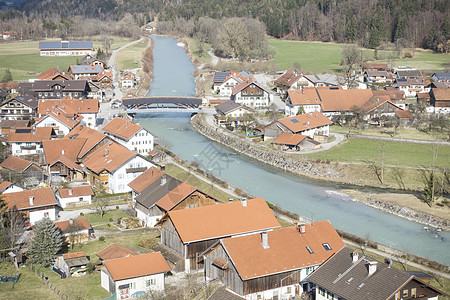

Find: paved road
348;134;450;146
58;204;129;221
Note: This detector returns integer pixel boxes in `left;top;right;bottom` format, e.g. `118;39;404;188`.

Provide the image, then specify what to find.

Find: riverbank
191;113;450;230
135;37;154;97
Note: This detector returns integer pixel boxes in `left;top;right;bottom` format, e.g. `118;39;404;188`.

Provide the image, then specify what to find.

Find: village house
37;67;72;81
429;88;450;114
271;133;320;151
364;70;394;84
102;117;154;155
68;65;104;80
0;96;38;120
54;251;90;278
120;71;137;89
95;71;114;88
231;78;272;108
2;30;18;40
213;71;251;97
101;252;171;300
38;97;99;129
264;112;332;143
35;108;83;136
81;54;107;69
373;90;406;109
417;92;431;106
3;187;61;225
396;69;423;79
56;186;94;208
39;41;94;56
394;110;414;125
155;198;280;272
0;156;46;184
307;246;445;300
129;167;219;227
0;119;30;136
55;217;93;245
214;100;254;127
0;180;23;194
7;127;54;156
204;221;345;299
396;78;430;98
83;141;154;194
303;74;345;88
274;71;310;95
362;63;390;72
357;95;404;124
0;81;19;93
97;244;138;262
285;87;325;116
30;80;91;100
431;72;450;82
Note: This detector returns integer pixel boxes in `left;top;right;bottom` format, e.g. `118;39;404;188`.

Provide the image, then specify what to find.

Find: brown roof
207;287;245;300
220;221;345;280
49;154;84;172
55;217;91;232
43;138;86;165
275;71;303;87
396;78;428;86
358;95;397;114
102;117;143;141
38;97;98;115
395;110;413;119
128;166;165;193
7;127;53;143
58;186;94;198
63;251;86;259
277;112;332;133
363;63;388;70
159;198;280;243
97;244;138;261
4;187;58;210
272;133;306;146
0;120;30;129
431;88;450;101
417;92;430;99
0;180;12;192
63;124;107;158
156;181;197;211
104;252;171;281
318;89;374;112
83;142;136;174
231;77;267;95
0;156;33;172
40;108;83;129
38;67;63;80
288;88;321;106
373;90;405;101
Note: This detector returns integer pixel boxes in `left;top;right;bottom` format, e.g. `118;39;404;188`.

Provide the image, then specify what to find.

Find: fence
29;263;69;300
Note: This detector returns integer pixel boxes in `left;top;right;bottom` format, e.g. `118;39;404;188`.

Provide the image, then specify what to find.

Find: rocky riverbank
191;114;450;230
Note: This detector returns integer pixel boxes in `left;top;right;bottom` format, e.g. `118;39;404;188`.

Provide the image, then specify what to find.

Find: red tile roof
104;252;171;281
4;187;58;210
0;156;33;172
41;108;83;129
63;251;86;259
156;182;197;211
277;112;332;134
395;110;413;119
0;180;12;192
431;88;450;101
318;89;374;112
102;117;143;141
231;77;262;95
97;244;138;261
358;95;397;114
159;198;280;243
38;97;99;115
272;133;307;146
7;127;53;143
275;71;303;87
373;90;405;101
220;221;345;280
83;142;136;174
63;124;107;158
128;166;165;193
43;138;86;165
58;186;94;198
288;88;322;106
55;217;91;232
38;67;63;80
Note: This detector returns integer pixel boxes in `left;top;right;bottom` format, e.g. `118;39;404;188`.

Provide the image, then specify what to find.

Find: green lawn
115;38;150;71
185;38;212;63
83;209;129;226
304;137;450;168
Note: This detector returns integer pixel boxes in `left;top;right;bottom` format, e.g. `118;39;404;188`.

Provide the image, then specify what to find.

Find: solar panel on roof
290;119;299;123
330;87;339;90
62;42;69;49
16;128;32;133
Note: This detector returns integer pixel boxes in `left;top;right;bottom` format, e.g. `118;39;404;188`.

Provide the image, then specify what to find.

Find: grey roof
431;82;450;89
397;70;423;78
39;41;93;50
122;97;203;106
2;96;38;109
215;100;247;115
304;74;342;86
366;70;389;77
69;65;102;74
213;71;231;83
207;287;245;300
65;256;90;267
0;119;30;128
135;175;183;210
31;80;89;92
307;247;441;300
433;72;450;81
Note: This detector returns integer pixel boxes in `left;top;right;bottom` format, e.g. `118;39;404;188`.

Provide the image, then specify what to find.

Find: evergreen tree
346;14;357;42
2;68;13;82
27;217;62;267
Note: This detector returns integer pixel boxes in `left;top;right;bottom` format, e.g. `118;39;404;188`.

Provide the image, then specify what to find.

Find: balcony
126;167;147;173
20;145;36;150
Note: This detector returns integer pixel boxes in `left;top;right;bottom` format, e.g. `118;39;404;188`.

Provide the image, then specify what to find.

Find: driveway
58;204;129;221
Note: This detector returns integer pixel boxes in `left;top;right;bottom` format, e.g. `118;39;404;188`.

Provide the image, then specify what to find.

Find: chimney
241;198;247;207
62;149;65;155
298;224;306;234
302;89;305;94
68;189;72;196
80;124;84;129
69;218;74;225
228;198;234;203
352;251;359;262
29;196;34;206
160;165;166;172
368;261;378;275
104;149;109;157
160;174;167;186
261;232;269;249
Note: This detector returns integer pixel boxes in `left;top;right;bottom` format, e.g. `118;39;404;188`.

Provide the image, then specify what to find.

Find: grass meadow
115;37;150;71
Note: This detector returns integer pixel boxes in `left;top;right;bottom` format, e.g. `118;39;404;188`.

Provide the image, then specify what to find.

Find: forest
0;0;448;53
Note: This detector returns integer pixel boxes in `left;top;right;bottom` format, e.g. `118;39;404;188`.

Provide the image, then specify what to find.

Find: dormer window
322;243;332;251
306;246;313;254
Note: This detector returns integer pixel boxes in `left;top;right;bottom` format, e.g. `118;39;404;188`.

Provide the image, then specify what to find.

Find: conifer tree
28;217;62;267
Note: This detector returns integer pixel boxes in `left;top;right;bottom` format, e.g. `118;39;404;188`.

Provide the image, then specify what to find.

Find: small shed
54;251;90;278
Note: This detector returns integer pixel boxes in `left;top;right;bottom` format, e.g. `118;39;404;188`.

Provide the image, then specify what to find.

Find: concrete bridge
122;97;203;114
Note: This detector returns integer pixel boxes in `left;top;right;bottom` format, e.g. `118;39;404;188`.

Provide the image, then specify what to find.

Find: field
267;39;449;72
115;37;150;71
185;38;212;63
0;36;135;81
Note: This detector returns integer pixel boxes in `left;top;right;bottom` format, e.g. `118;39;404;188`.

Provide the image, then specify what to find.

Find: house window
306;246;313;254
322;243;332;251
79;197;83;202
411;288;416;298
394;291;400;300
403;289;408;297
44;212;49;217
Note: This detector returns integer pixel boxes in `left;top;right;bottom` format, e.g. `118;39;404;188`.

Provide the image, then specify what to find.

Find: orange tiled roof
0;156;33;172
432;88;450;101
38;67;62;80
7;127;53;143
156;181;197;211
275;71;303;87
58;186;94;198
102;117;143;141
288;88;321;106
220;221;345;280
373;90;405;101
43;138;86;165
63;124;107;158
4;187;58;210
358;95;396;114
42;108;83;129
63;251;86;259
231;77;256;95
128;166;165;193
97;244;138;261
318;89;374;112
272;133;306;146
49;154;84;172
104;252;171;281
395;110;413;119
160;198;280;243
277;112;332;133
38;98;99;115
83;142;136;174
55;217;91;232
0;180;12;191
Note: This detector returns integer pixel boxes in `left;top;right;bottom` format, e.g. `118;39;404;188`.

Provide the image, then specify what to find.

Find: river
137;35;449;265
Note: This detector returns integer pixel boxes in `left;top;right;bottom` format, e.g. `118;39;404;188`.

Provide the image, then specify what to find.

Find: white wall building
56;186;94;208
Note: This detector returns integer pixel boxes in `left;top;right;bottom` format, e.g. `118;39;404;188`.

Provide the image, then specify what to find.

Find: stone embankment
191;115;449;230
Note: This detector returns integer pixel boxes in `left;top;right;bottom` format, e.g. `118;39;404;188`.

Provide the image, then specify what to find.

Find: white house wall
234;91;271;108
11;142;44;156
108;156;154;194
113;273;165;300
3;185;24;194
80;113;97;129
57;195;92;208
29;207;58;225
35;116;71;135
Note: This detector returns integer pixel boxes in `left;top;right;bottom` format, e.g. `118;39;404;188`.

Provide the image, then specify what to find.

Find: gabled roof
0;156;35;173
4;187;59;210
0;180;13;192
69;65;103;75
64;124;107;159
276;112;332;134
207;287;245;300
57;186;94;198
0;96;38;109
431;81;450;89
213;71;231;83
0;120;30;129
365;70;390;77
104;252;171;281
272;133;307;146
49;155;84;172
55;217;91;232
215;100;252;115
357;95;399;114
83;142;137;174
134;174;183;210
36;108;83;130
39;41;93;50
63;251;87;260
97;244;138;261
102;117;143;141
432;72;450;81
318;89;374;112
431;88;450;101
417;92;430;99
7;127;53;143
396;78;429;86
31;80;89;92
153;182;197;212
307;246;445;300
231;78;270;95
304;74;342;86
42;138;86;165
373;90;405;101
275;71;303;87
157;198;280;243
128;166;165;193
38;67;63;80
394;110;413;119
397;70;423;78
287;88;322;106
220;222;344;280
38;97;99;115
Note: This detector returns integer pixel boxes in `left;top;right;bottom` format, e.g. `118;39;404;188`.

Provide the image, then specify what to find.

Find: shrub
99;236;105;243
140;238;159;249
